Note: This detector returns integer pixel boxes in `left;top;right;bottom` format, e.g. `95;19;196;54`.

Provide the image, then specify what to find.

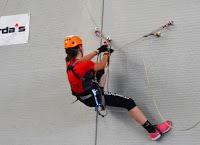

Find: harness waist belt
78;94;93;100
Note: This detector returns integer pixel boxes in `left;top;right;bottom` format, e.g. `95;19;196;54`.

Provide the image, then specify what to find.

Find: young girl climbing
64;35;172;140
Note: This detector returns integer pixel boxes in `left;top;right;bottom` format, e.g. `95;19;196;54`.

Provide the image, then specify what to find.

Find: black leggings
80;91;136;111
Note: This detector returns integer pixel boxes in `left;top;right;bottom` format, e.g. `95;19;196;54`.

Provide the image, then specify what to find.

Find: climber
64;35;172;140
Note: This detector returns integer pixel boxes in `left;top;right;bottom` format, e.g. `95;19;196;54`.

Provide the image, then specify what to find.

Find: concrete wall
0;0;200;145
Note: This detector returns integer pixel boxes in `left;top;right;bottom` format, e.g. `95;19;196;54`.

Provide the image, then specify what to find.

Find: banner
0;13;30;46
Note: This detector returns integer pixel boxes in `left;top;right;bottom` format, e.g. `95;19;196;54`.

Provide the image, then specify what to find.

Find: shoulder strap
67;60;85;81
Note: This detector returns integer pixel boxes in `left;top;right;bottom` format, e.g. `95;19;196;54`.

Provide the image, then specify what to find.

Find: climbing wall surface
0;0;200;145
0;0;101;144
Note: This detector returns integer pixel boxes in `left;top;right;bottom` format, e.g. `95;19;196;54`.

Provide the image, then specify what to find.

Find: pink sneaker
148;130;161;141
155;120;172;134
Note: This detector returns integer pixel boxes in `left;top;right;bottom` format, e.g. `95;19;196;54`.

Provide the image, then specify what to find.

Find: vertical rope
0;0;8;18
100;0;104;46
94;0;105;145
94;112;98;145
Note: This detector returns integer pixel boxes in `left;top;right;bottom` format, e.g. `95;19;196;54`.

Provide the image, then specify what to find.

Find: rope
0;0;8;19
94;0;105;145
83;0;200;133
142;40;200;132
94;107;98;145
116;36;144;51
82;0;98;27
100;0;104;46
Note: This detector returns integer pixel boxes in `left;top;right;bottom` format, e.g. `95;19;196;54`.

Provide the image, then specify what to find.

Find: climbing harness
67;59;106;117
91;84;106;117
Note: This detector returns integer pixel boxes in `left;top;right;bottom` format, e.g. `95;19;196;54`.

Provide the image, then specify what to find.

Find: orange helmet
64;35;82;49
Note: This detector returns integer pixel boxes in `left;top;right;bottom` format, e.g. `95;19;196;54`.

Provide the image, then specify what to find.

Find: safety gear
109;48;114;54
97;45;114;54
97;45;108;53
66;59;106;116
155;120;172;134
66;59;95;95
64;35;82;49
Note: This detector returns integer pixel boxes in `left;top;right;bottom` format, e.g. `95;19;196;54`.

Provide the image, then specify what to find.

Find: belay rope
94;1;105;145
0;0;8;18
92;0;107;118
81;1;200;144
85;1;200;131
92;19;200;131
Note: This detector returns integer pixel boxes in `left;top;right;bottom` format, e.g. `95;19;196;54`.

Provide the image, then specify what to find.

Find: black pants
79;91;136;111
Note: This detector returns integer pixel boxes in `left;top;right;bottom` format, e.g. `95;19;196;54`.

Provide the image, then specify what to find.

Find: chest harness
67;60;106;117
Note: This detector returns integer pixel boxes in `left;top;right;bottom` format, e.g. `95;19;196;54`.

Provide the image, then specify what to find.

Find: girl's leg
128;106;147;125
103;91;172;140
104;92;150;126
81;91;171;140
104;92;161;139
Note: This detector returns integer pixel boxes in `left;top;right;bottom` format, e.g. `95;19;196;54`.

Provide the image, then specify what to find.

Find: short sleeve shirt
66;59;95;94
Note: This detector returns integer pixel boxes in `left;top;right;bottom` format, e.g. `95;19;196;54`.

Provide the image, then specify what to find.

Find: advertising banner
0;13;30;46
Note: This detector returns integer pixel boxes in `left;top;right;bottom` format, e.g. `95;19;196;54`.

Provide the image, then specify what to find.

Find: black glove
109;48;114;54
97;45;108;53
97;45;114;54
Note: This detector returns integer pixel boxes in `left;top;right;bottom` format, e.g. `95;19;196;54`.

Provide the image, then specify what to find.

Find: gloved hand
109;48;114;54
97;45;109;53
97;45;114;54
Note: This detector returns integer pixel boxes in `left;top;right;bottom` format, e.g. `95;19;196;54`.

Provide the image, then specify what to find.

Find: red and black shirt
66;58;95;95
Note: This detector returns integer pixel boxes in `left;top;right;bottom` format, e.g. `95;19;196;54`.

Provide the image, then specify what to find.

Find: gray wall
0;0;200;145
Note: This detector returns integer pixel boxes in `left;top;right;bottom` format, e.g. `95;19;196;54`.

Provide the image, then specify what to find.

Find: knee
126;98;137;111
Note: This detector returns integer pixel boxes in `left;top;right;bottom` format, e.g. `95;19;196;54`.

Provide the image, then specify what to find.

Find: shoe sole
161;121;172;134
151;121;172;141
162;124;172;134
151;126;171;141
151;134;161;141
156;121;172;134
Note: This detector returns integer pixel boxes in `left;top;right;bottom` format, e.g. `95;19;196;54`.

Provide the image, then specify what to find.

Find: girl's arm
94;53;109;71
81;50;99;60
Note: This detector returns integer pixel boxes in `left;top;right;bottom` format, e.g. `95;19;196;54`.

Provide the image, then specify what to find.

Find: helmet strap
78;48;83;57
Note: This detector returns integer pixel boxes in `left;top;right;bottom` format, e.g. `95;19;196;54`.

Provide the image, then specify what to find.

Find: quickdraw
143;20;174;37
